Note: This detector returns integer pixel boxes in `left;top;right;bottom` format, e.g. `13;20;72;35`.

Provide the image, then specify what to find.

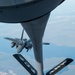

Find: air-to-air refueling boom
0;0;65;75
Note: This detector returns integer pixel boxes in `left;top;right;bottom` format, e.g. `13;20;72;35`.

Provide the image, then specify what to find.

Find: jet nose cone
17;45;23;53
17;50;20;53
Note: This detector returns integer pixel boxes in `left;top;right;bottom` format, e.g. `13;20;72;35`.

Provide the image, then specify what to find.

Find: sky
0;0;75;75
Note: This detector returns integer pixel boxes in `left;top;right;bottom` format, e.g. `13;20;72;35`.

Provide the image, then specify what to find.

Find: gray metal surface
21;13;50;75
0;0;64;23
0;0;34;6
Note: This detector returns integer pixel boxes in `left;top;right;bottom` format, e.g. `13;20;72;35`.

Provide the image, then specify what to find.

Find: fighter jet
5;29;50;53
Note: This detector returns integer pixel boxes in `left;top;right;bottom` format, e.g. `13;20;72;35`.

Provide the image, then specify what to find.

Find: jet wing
4;37;17;42
43;43;50;45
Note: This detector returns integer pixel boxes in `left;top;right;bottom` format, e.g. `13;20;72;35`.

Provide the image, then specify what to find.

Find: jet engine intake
25;43;32;50
11;42;16;48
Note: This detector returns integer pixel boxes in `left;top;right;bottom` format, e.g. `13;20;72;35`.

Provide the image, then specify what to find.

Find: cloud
0;53;35;75
0;70;16;75
0;72;7;75
8;70;17;75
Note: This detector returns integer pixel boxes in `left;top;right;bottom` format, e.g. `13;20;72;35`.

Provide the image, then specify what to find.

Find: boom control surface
13;54;37;75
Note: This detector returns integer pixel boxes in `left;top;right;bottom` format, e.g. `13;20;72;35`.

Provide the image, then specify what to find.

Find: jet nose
17;45;23;53
17;49;20;53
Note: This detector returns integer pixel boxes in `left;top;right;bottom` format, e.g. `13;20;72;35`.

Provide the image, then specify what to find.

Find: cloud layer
0;70;16;75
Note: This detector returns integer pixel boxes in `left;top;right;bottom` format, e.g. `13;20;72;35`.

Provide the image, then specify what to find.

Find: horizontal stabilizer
46;58;73;75
13;54;37;75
